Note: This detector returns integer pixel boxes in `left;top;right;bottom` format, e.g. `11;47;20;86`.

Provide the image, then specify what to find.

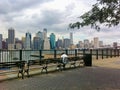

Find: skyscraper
84;39;89;49
8;28;15;50
78;41;84;48
36;31;44;49
33;37;41;50
50;33;56;49
25;32;32;50
56;39;63;49
43;28;47;40
63;38;70;49
8;28;15;44
94;37;99;48
21;37;26;49
43;28;50;50
70;32;73;45
36;31;43;40
0;34;2;49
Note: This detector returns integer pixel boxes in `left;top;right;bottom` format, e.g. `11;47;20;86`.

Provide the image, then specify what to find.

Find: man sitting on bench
61;52;68;70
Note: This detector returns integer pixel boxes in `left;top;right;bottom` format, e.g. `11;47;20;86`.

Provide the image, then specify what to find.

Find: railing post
118;49;120;57
75;49;77;57
90;49;92;60
65;49;68;55
117;49;119;57
110;49;112;58
39;50;42;60
114;49;116;57
54;49;56;59
96;49;98;60
106;48;108;58
102;49;103;59
90;49;92;56
20;50;22;61
83;49;85;56
0;50;1;62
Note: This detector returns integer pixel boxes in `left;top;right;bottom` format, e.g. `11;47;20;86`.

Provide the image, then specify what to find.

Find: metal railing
0;49;120;63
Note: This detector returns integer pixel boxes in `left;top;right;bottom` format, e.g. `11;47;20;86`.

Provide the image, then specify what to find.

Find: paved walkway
0;57;120;90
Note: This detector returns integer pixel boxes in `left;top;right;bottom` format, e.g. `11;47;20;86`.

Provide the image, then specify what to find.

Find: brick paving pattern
0;57;120;90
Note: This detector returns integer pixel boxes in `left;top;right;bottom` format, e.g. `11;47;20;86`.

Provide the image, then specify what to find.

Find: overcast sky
0;0;120;45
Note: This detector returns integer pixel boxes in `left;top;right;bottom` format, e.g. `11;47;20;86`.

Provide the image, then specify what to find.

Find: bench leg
41;66;48;74
70;62;76;68
57;64;62;71
18;69;24;79
63;64;66;70
24;69;30;77
21;71;24;79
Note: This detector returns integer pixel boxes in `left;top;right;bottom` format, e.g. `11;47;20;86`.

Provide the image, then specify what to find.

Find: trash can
84;54;92;66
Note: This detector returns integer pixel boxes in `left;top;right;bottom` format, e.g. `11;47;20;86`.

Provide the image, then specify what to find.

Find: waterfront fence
0;49;119;63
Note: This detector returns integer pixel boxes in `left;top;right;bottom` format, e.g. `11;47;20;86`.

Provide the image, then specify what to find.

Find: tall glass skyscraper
70;32;73;45
50;33;56;49
25;32;31;50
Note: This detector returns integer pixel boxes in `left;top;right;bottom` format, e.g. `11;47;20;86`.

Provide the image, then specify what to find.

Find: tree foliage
69;0;120;30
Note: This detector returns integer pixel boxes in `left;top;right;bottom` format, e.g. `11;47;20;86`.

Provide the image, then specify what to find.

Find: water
0;49;115;62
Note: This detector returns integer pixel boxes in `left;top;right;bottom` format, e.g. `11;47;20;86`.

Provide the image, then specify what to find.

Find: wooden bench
24;56;84;77
24;59;45;77
0;61;26;79
68;56;84;68
24;58;68;77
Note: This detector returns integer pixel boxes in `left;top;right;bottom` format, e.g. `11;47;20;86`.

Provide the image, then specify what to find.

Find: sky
0;0;120;45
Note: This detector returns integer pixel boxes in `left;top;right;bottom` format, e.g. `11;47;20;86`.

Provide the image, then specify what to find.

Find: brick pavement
0;57;120;90
0;66;120;90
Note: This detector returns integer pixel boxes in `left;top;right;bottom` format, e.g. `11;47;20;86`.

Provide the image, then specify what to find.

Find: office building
36;31;44;40
56;39;63;49
2;40;7;49
21;37;26;49
33;37;41;50
43;37;50;50
25;32;32;50
8;28;15;50
70;32;73;45
43;28;47;40
78;41;84;48
94;37;99;48
36;31;44;49
84;39;89;49
43;29;50;50
99;41;103;47
50;33;56;49
63;38;70;49
113;42;117;49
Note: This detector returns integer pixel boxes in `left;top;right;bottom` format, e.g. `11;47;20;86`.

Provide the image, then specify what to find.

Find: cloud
0;0;119;45
0;0;52;14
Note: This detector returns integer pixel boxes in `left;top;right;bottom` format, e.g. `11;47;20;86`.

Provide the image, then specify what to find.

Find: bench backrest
0;61;25;69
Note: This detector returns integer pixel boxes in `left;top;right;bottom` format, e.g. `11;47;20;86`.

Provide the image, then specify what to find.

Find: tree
69;0;120;31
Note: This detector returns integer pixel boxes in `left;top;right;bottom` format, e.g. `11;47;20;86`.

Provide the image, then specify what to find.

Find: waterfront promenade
0;57;120;90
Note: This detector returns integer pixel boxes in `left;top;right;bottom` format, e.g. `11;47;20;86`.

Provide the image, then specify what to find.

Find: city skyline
0;0;120;45
0;28;119;50
0;28;119;46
